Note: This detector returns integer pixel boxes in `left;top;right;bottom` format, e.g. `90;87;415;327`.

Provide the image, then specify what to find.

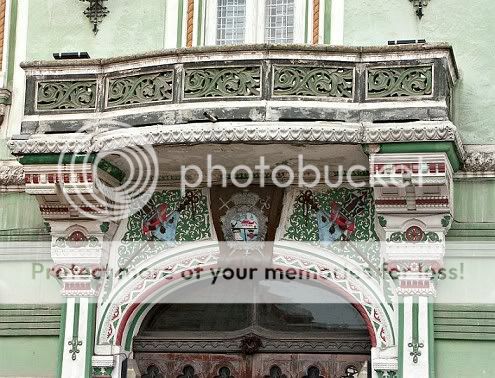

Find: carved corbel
0;88;11;126
0;161;24;192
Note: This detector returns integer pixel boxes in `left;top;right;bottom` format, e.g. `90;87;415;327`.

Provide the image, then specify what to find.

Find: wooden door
135;352;370;377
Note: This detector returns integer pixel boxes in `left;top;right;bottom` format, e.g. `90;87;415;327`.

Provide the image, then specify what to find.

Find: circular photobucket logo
57;122;159;221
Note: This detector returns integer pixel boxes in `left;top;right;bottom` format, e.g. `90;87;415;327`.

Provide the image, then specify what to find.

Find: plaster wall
26;0;167;60
435;340;495;377
0;336;58;377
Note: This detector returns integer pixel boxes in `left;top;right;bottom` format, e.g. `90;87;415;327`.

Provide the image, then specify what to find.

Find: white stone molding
8;120;464;156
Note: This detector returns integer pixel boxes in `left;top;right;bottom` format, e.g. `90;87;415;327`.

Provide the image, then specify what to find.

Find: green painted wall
0;193;44;230
344;0;495;145
0;336;58;377
454;181;495;223
0;261;61;304
435;340;495;377
26;0;167;60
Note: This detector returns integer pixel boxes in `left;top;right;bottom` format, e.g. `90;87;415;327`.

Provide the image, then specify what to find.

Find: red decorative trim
114;263;381;348
375;199;407;206
415;198;449;206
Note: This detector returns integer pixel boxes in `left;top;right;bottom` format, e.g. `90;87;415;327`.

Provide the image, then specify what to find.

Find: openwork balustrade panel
184;66;261;98
30;62;440;113
36;80;97;111
367;66;433;98
273;65;353;98
106;71;174;107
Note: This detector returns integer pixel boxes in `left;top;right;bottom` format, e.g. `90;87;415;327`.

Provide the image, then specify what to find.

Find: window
204;0;306;46
216;0;246;45
264;0;294;43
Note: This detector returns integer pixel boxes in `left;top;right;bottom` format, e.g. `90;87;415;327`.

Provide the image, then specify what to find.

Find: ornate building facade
0;1;494;377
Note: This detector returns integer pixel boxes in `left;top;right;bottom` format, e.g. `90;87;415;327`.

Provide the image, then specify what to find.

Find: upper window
205;0;303;46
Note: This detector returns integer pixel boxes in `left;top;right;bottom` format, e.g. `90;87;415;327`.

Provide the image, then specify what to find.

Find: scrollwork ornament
368;66;432;98
464;151;495;171
107;71;173;107
273;66;353;98
37;81;97;110
184;67;261;98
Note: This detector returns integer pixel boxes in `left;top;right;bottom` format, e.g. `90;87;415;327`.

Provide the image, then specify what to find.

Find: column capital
47;220;117;297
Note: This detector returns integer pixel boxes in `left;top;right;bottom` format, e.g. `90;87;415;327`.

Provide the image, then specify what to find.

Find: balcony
9;44;464;165
19;43;458;131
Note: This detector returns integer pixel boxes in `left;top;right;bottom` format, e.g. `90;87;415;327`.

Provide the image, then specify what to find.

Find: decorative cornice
8;121;466;158
364;121;465;161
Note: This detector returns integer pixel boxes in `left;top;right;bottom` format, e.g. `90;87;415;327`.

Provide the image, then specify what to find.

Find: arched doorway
132;281;372;377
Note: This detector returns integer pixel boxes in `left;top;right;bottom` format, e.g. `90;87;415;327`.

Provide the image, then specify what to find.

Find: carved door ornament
341;365;359;377
239;334;263;355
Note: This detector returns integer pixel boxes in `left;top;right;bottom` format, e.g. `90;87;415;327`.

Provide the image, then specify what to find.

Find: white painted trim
192;0;198;46
418;296;430;377
402;296;413;378
246;0;260;43
76;298;90;376
293;0;306;44
62;298;76;378
204;0;218;46
6;0;28;137
164;0;179;49
0;0;12;88
330;0;344;45
306;0;314;44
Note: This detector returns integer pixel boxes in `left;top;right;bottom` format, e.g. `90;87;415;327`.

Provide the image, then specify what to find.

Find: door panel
135;352;370;377
136;353;250;377
252;353;369;378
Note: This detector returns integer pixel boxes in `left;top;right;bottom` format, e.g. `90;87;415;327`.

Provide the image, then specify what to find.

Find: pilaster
48;219;116;378
370;152;453;378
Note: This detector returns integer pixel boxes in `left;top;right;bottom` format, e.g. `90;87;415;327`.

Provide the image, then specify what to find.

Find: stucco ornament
464;151;495;171
0;163;24;187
